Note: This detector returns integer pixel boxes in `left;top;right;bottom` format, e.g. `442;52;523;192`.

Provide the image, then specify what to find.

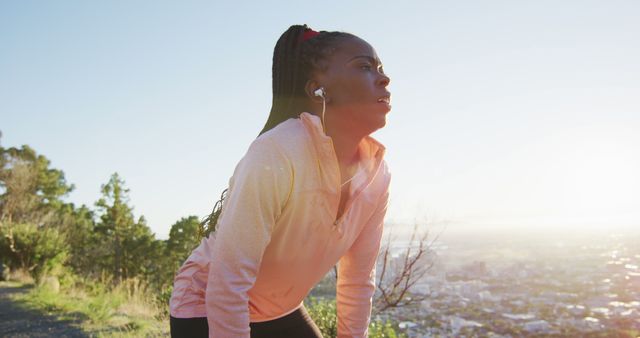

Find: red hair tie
302;28;320;42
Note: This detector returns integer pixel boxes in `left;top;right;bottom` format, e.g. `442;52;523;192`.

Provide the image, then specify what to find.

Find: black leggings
170;305;323;338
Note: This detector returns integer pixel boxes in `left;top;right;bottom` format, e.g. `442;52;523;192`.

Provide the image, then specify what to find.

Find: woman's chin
370;113;388;133
376;102;391;116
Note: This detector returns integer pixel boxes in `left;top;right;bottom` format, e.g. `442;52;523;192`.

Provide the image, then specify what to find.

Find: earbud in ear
314;87;327;133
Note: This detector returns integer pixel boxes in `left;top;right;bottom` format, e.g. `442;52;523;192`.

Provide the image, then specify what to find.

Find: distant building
449;316;483;335
580;317;604;331
461;261;487;278
398;321;418;330
591;307;611;317
566;304;586;316
502;313;535;321
523;320;551;333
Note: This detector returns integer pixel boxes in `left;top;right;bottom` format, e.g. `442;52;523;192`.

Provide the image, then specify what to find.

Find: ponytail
198;188;227;240
259;24;310;136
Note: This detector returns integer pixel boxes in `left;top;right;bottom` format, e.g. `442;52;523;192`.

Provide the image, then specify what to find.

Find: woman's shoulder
252;117;310;158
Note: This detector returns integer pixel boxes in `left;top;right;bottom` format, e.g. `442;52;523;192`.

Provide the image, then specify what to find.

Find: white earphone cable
321;96;326;134
341;169;360;187
317;88;357;187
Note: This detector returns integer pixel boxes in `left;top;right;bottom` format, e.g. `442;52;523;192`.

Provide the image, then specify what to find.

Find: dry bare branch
373;220;444;314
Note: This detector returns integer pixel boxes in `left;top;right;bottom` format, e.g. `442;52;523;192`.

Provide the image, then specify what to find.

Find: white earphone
314;87;327;133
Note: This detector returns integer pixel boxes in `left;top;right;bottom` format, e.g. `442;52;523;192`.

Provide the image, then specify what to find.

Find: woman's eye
361;64;372;70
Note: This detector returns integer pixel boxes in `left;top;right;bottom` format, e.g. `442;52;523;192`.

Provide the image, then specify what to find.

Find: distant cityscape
313;227;640;337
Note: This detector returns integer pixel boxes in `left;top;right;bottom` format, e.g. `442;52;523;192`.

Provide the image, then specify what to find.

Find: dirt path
0;282;88;338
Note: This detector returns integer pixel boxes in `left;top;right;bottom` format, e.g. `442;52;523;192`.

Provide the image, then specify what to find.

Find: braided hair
198;24;356;239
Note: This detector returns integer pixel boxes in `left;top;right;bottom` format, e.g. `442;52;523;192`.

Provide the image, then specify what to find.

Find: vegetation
305;296;407;338
10;276;168;337
0;137;192;336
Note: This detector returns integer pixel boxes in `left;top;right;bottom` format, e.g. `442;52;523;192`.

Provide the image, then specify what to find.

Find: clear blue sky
2;1;639;239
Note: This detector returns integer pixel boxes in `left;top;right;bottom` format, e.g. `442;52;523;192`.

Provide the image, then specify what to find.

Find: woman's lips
377;95;391;109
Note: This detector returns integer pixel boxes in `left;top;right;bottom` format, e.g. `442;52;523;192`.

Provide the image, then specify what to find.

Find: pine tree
95;173;137;283
94;173;164;284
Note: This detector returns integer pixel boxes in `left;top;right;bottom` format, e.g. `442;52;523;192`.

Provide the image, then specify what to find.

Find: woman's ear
305;80;325;103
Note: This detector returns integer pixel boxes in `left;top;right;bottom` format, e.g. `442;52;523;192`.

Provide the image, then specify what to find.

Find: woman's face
314;36;391;136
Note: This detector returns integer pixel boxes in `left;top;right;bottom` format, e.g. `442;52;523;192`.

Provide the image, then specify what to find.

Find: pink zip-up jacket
169;112;391;338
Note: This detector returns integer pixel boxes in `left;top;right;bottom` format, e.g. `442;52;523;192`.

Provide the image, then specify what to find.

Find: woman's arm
336;162;391;338
204;138;293;338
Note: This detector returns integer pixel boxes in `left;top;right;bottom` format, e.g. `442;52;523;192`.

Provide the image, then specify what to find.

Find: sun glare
392;121;640;231
538;123;640;225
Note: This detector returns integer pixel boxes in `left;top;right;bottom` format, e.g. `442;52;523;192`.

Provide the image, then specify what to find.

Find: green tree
55;203;97;274
93;173;165;285
124;215;166;284
0;137;77;280
166;216;200;269
0;143;74;225
153;216;201;304
94;173;138;283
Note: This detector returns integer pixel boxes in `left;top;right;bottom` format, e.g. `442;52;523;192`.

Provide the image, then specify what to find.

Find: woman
169;24;392;338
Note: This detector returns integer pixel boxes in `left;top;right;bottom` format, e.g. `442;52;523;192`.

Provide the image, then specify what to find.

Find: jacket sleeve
205;138;293;338
336;162;391;338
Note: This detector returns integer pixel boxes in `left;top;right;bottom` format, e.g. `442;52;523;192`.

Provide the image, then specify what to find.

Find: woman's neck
327;128;362;168
308;108;363;167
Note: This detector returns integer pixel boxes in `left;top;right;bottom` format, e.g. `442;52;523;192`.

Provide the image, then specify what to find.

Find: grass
9;276;169;337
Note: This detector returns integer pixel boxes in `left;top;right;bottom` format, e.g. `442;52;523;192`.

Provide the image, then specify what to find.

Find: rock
41;276;60;293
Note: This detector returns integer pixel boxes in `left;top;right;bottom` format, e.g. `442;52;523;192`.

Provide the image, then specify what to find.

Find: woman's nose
377;72;390;87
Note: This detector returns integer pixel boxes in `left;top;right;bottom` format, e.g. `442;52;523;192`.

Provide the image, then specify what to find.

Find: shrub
156;285;173;319
304;296;406;338
369;319;406;338
0;222;69;282
305;296;337;338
